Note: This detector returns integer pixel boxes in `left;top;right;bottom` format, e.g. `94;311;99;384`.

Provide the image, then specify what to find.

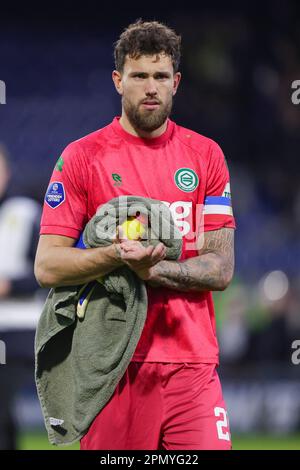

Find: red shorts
80;362;231;450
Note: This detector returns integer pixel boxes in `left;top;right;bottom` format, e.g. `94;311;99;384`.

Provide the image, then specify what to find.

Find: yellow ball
121;217;146;240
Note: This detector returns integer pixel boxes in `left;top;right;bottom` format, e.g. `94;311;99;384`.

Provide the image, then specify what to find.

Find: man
35;20;235;450
0;145;41;449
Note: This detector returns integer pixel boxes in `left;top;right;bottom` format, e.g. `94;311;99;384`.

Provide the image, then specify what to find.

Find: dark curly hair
114;19;181;73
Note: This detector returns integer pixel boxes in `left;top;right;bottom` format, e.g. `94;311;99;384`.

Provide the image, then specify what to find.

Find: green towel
35;195;182;445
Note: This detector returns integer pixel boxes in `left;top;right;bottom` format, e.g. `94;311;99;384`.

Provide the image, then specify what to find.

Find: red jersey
40;117;235;363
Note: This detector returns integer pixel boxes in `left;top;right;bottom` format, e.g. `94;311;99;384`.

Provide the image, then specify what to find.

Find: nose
144;77;158;96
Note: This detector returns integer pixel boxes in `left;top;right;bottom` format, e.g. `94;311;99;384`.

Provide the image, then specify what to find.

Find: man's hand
113;225;167;279
137;228;235;292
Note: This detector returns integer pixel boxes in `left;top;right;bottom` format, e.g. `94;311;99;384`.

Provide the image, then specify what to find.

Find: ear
112;70;123;95
172;72;182;96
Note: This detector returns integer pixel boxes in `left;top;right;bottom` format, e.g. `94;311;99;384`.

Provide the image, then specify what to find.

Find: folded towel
35;195;182;445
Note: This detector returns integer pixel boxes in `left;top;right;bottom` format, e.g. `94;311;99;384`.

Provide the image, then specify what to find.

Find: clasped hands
113;225;166;281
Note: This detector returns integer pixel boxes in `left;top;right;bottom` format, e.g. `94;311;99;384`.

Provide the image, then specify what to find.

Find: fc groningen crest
174;168;199;192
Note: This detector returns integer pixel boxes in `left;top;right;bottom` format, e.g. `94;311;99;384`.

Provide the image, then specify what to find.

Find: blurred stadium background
0;0;300;450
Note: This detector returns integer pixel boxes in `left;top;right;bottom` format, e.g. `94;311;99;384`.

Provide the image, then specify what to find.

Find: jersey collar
111;116;174;146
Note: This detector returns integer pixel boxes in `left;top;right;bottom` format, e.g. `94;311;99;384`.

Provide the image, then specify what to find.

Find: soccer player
35;20;235;450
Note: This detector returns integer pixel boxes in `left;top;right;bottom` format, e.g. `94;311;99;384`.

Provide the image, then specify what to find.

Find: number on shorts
214;407;230;441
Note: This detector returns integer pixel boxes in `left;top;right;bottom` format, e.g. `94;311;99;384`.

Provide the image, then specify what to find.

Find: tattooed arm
133;228;234;292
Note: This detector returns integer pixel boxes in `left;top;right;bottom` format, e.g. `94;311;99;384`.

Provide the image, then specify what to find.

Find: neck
119;112;168;139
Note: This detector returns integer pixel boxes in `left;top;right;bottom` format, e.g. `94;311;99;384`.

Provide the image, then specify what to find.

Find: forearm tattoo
149;228;234;292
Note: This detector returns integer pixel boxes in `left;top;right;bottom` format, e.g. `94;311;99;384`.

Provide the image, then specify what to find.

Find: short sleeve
203;141;236;232
40;142;88;239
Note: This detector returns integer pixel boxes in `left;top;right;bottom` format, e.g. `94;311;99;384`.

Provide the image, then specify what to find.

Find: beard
122;93;173;132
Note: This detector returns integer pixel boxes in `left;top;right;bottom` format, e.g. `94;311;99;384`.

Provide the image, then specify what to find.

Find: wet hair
114;19;181;73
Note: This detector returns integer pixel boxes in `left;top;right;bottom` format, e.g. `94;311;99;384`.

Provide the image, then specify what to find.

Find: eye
156;74;169;81
132;74;146;80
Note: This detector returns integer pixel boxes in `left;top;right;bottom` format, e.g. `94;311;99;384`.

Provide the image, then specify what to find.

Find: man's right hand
113;225;167;272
